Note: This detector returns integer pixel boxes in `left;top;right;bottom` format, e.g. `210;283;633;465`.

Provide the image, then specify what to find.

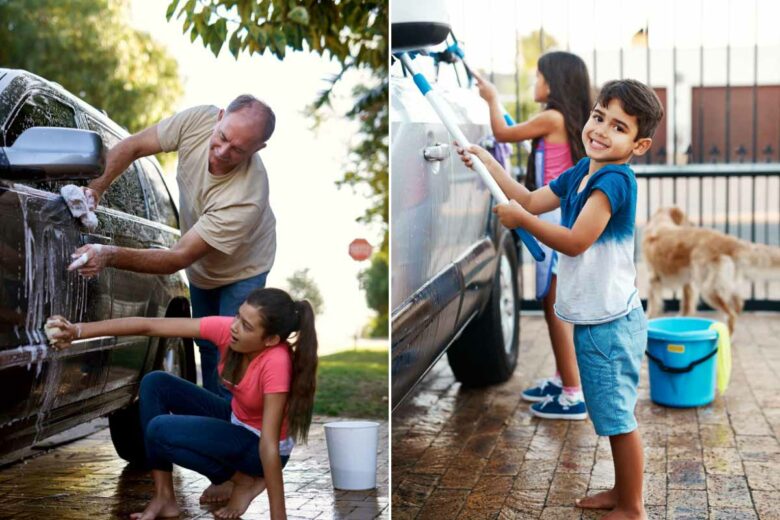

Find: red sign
349;238;372;261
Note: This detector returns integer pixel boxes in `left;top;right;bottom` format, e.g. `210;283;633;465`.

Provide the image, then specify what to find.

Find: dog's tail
739;242;780;282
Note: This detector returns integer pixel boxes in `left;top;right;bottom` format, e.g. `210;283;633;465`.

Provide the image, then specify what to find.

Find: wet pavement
392;312;780;519
0;416;388;519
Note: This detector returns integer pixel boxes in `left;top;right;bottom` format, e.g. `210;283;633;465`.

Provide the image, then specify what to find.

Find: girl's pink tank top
536;140;574;187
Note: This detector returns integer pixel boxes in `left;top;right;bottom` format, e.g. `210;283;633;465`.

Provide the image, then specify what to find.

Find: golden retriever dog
643;207;780;333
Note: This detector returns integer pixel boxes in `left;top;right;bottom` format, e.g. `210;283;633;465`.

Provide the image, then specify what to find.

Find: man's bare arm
69;228;214;277
88;125;163;200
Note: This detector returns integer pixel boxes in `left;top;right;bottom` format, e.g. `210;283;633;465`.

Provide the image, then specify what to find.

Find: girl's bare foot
602;507;647;519
215;474;266;519
575;488;618;509
129;494;180;519
200;482;234;504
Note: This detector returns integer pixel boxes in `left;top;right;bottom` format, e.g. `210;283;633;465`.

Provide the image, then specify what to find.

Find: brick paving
392;312;780;519
0;416;388;519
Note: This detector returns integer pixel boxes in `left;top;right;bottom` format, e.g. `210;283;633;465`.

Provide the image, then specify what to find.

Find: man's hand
81;187;100;210
68;244;111;278
493;200;530;229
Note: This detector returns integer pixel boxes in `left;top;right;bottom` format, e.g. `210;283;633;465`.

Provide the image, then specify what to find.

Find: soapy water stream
16;190;91;440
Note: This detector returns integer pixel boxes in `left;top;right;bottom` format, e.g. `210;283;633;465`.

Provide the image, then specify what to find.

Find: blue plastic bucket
646;317;719;408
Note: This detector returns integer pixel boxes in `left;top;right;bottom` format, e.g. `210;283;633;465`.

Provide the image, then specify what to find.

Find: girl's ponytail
287;300;318;444
244;288;319;443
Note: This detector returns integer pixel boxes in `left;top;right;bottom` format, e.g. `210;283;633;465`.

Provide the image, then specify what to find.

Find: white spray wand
397;52;545;261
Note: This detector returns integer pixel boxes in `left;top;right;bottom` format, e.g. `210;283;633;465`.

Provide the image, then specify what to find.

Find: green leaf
288;6;309;25
165;0;180;21
215;18;228;42
228;31;241;59
271;28;286;57
209;35;223;57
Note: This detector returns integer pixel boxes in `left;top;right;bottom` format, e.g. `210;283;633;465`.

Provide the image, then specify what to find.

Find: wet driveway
0;416;388;519
392;313;780;519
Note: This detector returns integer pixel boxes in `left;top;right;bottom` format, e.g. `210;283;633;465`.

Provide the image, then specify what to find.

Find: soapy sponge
44;319;62;346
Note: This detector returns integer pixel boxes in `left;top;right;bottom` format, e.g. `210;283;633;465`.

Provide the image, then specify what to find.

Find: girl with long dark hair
474;51;592;420
47;287;317;520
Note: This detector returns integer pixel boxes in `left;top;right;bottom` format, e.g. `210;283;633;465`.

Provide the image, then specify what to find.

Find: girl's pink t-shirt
199;316;293;439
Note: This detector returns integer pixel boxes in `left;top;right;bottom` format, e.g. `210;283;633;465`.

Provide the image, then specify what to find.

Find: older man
70;95;276;401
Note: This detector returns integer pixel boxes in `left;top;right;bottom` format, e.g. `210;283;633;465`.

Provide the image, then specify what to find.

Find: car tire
447;232;520;386
108;401;147;468
109;336;195;467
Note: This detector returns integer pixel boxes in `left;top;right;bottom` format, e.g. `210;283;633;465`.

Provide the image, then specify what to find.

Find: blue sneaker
521;377;562;402
530;393;588;420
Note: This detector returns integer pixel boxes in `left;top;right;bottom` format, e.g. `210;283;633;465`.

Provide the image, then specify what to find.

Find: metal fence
446;0;780;310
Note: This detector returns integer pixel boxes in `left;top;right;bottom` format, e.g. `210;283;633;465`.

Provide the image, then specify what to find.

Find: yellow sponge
709;321;731;395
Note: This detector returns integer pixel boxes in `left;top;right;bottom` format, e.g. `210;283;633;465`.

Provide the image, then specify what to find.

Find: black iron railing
519;163;780;312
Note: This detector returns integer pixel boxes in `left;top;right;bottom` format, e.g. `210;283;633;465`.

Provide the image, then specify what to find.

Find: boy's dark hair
595;79;664;140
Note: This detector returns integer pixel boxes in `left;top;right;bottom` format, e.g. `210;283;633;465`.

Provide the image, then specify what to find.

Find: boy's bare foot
602;507;647;519
215;474;266;519
200;482;234;504
575;488;618;509
129;495;180;519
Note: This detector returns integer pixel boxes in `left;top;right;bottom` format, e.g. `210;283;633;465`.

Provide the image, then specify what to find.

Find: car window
5;93;77;145
139;158;178;229
4;93;82;193
84;116;149;219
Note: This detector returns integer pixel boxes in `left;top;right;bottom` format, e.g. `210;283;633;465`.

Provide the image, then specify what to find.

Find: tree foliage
0;0;182;134
286;268;324;316
358;251;388;338
168;0;389;329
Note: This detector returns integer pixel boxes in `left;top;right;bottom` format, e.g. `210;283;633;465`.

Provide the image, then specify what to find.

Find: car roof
0;68;130;139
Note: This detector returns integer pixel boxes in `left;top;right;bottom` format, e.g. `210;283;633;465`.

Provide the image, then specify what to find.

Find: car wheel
109;336;195;467
447;232;520;386
157;336;197;383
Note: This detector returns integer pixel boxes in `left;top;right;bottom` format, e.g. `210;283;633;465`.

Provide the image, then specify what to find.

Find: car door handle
81;233;111;244
423;144;449;162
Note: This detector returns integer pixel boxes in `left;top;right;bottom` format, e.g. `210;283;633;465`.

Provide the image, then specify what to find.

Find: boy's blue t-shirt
548;157;641;324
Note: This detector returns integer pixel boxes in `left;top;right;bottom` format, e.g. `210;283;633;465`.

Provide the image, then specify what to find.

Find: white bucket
324;421;379;490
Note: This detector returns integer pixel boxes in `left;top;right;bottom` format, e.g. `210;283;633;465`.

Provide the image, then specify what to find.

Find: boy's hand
493;200;530;229
45;315;80;350
454;142;493;170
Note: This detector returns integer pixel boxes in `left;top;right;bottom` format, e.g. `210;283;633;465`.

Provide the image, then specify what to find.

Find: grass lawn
314;349;388;419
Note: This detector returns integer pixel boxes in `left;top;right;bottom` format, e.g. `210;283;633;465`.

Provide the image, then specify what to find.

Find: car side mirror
0;127;105;181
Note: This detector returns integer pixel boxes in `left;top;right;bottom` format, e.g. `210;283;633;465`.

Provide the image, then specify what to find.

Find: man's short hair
226;94;276;143
595;80;664;140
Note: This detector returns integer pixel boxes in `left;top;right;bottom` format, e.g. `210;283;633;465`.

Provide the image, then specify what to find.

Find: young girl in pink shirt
473;52;592;419
48;287;316;520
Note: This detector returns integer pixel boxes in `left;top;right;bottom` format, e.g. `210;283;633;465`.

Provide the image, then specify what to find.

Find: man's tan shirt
157;105;276;289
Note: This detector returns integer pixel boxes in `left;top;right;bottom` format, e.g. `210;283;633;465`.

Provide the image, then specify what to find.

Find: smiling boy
457;79;664;519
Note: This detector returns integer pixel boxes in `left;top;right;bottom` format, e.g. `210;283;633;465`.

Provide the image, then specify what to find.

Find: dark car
0;69;195;465
390;14;523;408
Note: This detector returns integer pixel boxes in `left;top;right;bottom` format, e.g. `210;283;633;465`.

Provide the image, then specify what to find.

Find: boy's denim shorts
573;307;647;436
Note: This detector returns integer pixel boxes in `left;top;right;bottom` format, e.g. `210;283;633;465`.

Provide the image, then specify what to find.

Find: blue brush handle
514;228;545;261
503;112;515;126
499;113;543;260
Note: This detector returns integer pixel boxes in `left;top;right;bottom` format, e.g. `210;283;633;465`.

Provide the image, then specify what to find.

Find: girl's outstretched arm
46;316;202;349
259;392;288;520
473;72;562;142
